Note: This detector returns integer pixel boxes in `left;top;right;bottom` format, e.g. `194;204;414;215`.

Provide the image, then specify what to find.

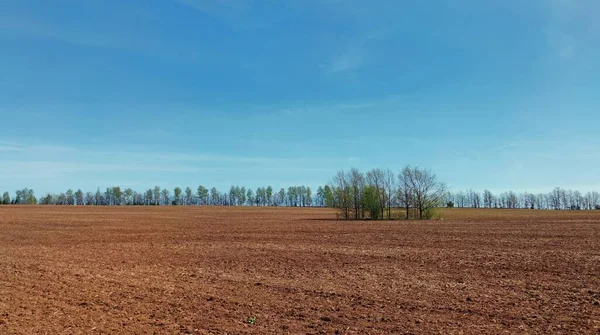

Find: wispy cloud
0;161;200;178
173;0;249;14
172;0;257;31
326;29;388;74
268;94;401;117
328;49;364;73
0;141;75;153
546;30;577;60
0;139;350;174
0;16;140;50
0;10;212;64
544;0;599;61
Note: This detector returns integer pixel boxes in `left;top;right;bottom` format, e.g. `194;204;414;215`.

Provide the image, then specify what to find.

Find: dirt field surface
0;206;599;334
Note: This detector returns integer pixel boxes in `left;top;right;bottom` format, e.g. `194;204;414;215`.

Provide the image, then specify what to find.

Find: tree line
1;185;327;207
445;188;600;210
3;173;600;215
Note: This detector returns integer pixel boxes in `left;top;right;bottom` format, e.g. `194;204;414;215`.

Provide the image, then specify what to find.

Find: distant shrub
423;208;438;220
446;201;455;208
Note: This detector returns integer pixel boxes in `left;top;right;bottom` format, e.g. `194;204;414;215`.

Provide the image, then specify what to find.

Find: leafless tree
348;168;365;219
483;190;493;208
398;166;414;220
331;170;351;219
403;166;446;219
383;169;397;219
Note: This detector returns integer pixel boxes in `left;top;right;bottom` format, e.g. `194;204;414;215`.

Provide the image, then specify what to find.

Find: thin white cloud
173;0;249;13
326;29;388;74
544;0;599;61
0;16;141;50
0;141;75;153
0;139;350;175
172;0;257;31
546;30;577;60
268;94;400;117
0;161;200;176
0;11;212;64
559;44;576;60
328;49;364;73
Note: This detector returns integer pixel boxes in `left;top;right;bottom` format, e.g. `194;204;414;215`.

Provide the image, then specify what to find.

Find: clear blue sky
1;0;599;196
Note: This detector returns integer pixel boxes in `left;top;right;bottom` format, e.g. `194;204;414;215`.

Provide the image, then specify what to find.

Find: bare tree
483;190;493;208
85;192;94;206
456;191;466;208
123;188;133;205
398;166;414;220
185;187;193;205
75;189;84;205
348;168;365;219
160;189;170;205
383;168;397;219
330;170;351;219
550;187;562;210
153;186;161;206
404;166;446;219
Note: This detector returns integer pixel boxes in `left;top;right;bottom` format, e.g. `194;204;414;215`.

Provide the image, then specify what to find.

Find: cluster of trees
327;166;446;220
1;185;324;207
1;188;37;205
4;178;600;215
446;188;600;210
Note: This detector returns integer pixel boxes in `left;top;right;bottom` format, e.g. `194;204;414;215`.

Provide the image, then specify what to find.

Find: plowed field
0;206;599;334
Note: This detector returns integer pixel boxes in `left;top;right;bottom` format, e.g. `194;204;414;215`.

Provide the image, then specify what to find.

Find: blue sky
1;0;599;195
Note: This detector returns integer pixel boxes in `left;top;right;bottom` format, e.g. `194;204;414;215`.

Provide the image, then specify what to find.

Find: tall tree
26;189;37;204
153;186;161;206
266;186;273;206
398;167;413;220
145;189;153;205
240;187;247;205
161;189;170;205
330;170;351;219
363;185;381;219
185;187;193;205
210;187;220;205
197;185;209;205
246;189;255;206
348;168;365;219
278;188;286;206
2;191;11;205
66;189;74;205
123;188;133;205
95;188;103;205
383;168;396;219
173;187;182;205
112;187;122;205
75;189;84;205
366;168;386;219
403;166;445;219
104;188;113;206
305;187;312;207
483;190;493;208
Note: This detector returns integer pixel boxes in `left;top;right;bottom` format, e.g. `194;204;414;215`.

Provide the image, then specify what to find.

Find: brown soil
0;206;598;334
